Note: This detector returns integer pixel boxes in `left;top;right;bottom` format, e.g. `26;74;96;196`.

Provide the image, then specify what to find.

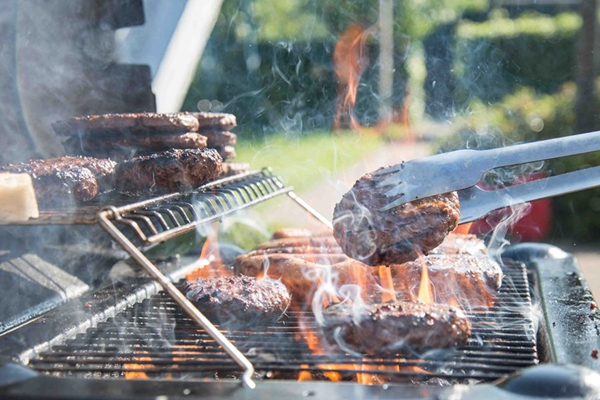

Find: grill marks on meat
0;156;116;204
321;301;471;355
183;275;290;328
391;254;503;308
113;148;223;195
333;169;460;265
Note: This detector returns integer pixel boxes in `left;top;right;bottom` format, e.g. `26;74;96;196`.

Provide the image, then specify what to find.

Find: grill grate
27;261;538;384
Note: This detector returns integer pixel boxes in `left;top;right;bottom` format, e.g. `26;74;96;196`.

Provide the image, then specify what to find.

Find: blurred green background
183;0;600;244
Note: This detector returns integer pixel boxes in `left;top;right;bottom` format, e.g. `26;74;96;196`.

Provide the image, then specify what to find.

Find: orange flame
333;24;371;131
378;266;397;302
187;223;231;281
417;256;434;304
123;351;152;380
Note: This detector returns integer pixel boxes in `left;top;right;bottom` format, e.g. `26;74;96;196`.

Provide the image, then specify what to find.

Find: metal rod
144;186;292;245
98;207;256;389
287;191;333;230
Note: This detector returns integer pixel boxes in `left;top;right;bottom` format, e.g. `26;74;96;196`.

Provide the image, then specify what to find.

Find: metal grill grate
28;261;538;384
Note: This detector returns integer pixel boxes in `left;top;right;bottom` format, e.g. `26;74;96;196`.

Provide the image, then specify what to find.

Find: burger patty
113;148;223;195
333;168;460;265
213;145;237;161
390;254;503;307
183;275;290;327
429;233;487;256
321;300;471;355
198;130;237;147
0;156;116;203
63;132;208;158
192;112;237;131
220;162;250;178
53;112;201;136
236;255;380;309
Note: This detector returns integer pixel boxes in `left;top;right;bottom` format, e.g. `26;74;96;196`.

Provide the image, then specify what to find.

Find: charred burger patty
321;300;471;355
183;275;290;327
333;169;460;265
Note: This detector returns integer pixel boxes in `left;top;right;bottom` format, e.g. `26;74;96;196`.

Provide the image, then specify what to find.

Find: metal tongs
375;130;600;223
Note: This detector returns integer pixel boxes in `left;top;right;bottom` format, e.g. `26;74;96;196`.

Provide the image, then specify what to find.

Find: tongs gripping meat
375;130;600;221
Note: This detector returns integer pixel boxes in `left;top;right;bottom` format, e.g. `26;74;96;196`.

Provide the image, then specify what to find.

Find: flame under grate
27;261;538;384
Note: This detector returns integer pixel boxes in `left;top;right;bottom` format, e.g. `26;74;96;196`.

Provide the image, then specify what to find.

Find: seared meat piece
0;156;116;203
429;233;487;256
113;148;223;195
220;162;250;178
183;275;290;327
53;112;201;136
235;233;382;310
321;301;471;355
63;132;208;158
32;167;98;203
390;254;503;307
235;255;380;310
192;112;237;131
199;130;237;147
333;169;460;265
213;145;237;161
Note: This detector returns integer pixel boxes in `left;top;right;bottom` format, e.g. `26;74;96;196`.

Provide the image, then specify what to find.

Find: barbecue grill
1;169;600;400
2;1;600;399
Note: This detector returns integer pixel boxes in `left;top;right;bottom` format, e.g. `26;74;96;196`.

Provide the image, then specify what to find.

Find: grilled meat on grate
235;234;381;310
333;168;460;266
113;148;223;195
390;254;503;307
183;275;290;327
321;300;471;355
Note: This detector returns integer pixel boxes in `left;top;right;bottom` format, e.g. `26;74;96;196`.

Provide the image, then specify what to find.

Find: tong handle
459;165;600;223
479;130;600;171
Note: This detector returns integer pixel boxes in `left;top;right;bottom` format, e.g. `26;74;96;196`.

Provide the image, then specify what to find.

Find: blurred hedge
454;12;581;105
436;83;600;243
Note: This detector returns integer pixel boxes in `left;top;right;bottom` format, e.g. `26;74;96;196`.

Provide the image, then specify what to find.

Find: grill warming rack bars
97;169;332;389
